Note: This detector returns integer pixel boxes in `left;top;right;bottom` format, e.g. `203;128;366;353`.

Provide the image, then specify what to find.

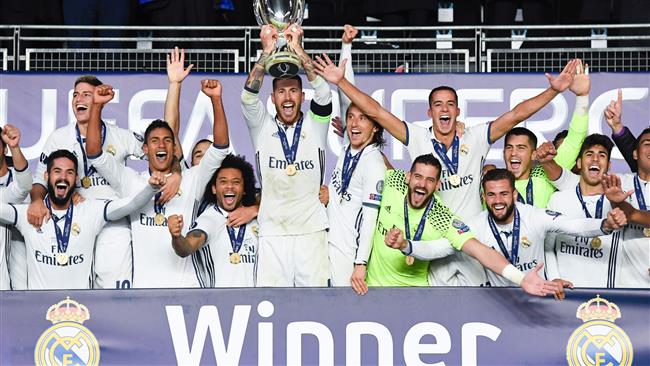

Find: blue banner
2;288;648;365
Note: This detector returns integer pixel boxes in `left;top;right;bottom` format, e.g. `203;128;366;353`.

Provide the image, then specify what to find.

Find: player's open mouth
413;188;427;198
223;193;236;205
439;115;451;128
155;151;168;162
350;128;361;138
55;182;69;195
75;104;88;112
282;102;295;114
587;165;601;177
492;204;506;213
509;158;521;170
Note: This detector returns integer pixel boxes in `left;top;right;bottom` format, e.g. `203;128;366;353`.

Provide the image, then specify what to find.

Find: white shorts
256;230;328;287
328;244;354;287
93;221;132;289
8;228;27;290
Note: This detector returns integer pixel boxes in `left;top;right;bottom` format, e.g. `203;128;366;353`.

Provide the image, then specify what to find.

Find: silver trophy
254;0;305;78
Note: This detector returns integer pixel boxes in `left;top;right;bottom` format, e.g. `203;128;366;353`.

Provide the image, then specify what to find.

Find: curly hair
201;154;257;208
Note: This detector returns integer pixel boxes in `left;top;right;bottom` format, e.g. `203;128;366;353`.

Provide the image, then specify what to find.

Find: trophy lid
254;0;305;30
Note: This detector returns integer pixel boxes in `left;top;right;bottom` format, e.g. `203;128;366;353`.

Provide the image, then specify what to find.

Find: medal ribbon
487;208;521;265
516;178;534;205
45;197;74;254
214;205;246;253
276;115;304;166
76;122;106;179
339;145;365;198
403;195;436;241
634;175;648;211
153;192;164;216
432;135;459;176
575;185;604;219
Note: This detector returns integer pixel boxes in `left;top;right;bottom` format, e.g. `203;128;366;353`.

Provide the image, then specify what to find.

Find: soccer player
241;24;332;287
315;51;579;286
503;61;590;208
374;155;561;296
602;128;650;287
604;89;638;172
545;134;623;288
86;80;230;288
167;155;258;287
0;150;164;289
0;125;31;290
26;74;181;289
470;169;626;290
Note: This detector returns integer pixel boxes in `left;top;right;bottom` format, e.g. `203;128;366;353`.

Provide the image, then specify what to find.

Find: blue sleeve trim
244;86;259;94
403;121;410;146
362;202;380;209
310;100;333;117
405;240;413;256
103;200;113;222
212;142;230;149
9;203;18;226
87;150;103;160
487;121;494;145
14;163;28;173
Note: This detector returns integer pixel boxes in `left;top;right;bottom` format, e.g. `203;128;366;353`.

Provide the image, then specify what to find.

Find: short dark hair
46;150;78;173
633;127;650;151
144;119;175;143
74;75;102;87
482;168;515;190
345;103;385;148
579;134;614;160
428;86;458;107
202;154;257;207
192;139;212;154
553;130;568;148
505;127;537;148
410;154;442;179
272;75;302;91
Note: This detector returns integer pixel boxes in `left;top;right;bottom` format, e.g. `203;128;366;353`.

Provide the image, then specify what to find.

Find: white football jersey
551;168;580;191
468;203;606;287
617;173;649;288
405;122;492;286
190;205;258;288
241;76;332;236
0;167;32;290
7;200;107;289
546;186;621;288
34;122;144;200
327;144;385;264
90;145;228;288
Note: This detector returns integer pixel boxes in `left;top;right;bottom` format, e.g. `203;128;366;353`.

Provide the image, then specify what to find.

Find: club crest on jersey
376;180;384;193
452;219;470;234
71;223;80;236
106;145;116;156
566;295;633;366
34;297;100;366
460;144;469;155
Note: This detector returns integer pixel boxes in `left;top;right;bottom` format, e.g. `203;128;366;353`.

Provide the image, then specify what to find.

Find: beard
47;180;74;206
489;201;515;223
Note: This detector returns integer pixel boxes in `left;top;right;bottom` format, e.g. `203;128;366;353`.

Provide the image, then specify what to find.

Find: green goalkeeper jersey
366;170;474;287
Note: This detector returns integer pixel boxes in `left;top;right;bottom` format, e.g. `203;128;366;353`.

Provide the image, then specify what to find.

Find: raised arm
164;47;194;161
285;24;317;82
489;59;578;143
554;60;589;169
604;89;637;172
168;214;206;257
602;173;650;226
338;25;358;119
314;53;408;144
201;79;229;147
104;172;165;221
87;84;114;158
536;141;563;181
1;125;32;202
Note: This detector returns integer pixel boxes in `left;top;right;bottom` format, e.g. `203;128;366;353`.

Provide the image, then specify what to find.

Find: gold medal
643;228;650;237
449;174;461;186
285;164;297;176
230;252;241;264
405;255;415;266
251;225;259;237
521;236;531;248
591;237;602;249
71;223;80;236
56;253;69;265
177;188;182;197
81;176;92;189
106;144;116;156
154;213;166;226
460;144;469;155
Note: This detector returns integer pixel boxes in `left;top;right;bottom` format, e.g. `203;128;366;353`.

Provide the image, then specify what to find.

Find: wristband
501;264;525;286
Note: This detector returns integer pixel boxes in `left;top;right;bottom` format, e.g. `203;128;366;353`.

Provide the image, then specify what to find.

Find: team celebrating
0;25;647;298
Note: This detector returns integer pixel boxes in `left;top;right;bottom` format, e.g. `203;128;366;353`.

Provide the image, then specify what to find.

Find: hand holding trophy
254;0;305;78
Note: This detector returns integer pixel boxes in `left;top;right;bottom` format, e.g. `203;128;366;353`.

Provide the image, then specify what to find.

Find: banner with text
1;288;649;365
0;72;648;173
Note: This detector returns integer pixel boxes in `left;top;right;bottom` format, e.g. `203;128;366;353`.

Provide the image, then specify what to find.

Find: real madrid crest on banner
34;297;100;366
566;295;633;366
